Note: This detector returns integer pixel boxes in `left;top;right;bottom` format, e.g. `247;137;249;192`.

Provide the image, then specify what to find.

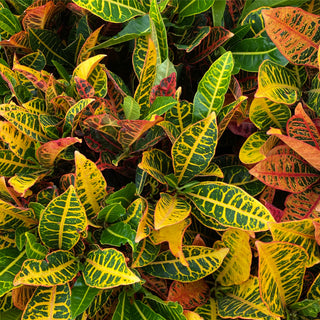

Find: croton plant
1;0;320;319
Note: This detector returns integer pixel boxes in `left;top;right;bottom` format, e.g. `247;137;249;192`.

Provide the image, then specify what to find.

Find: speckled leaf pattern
172;112;218;185
14;250;79;286
38;185;87;250
72;0;147;23
256;241;308;317
143;246;229;282
22;284;71;320
263;7;320;67
193;52;233;120
187;182;274;232
75;151;107;219
83;248;140;289
255;60;299;104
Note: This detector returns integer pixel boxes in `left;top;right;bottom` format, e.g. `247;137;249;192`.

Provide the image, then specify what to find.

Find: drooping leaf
256;241;308;317
14;250;79;287
187;182;274;231
38;185;87;250
143;246;229;282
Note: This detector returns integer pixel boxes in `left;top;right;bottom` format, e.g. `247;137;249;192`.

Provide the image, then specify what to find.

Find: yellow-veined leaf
308;272;320;300
154;193;191;229
75;151;108;219
25;232;48;260
83;248;141;289
256;241;308;317
22;284;71;320
195;298;221;320
13;250;79;287
193;51;233;120
255;60;299;104
133;36;149;80
38;185;87;250
269;219;320;267
150;217;191;266
214;228;251;286
187;182;274;232
132;237;160;268
136;201;153;242
165;100;193;132
88;64;108;98
192;206;228;231
184;310;204;320
172;112;218;185
9;173;46;197
142;246;229;282
22;98;47;115
73;54;106;81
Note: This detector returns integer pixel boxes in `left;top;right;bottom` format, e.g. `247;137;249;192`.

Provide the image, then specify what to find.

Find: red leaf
264;202;284;222
75;76;95;98
150;72;176;104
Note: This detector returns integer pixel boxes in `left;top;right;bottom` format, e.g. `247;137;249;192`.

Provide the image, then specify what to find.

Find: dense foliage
1;0;320;319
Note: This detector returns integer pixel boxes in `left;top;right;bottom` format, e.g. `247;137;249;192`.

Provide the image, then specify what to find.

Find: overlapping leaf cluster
1;0;320;319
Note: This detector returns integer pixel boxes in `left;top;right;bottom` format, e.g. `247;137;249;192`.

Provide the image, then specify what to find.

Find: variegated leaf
187;182;274;232
143;246;229;282
172;112;218;185
38;185;87;250
195;298;222;320
132;237;160;268
13;250;79;286
256;241;308;317
165;100;193;132
83;248;140;289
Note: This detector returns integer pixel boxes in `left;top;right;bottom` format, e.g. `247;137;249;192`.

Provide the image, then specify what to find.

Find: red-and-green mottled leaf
256;241;308;317
193;52;233;120
14;250;79;287
263;7;320;67
22;284;71;320
250;150;319;193
83;248;141;289
75;76;95;98
150;73;176;104
143;246;229;282
88;65;108;98
269;219;320;267
187;182;274;232
172;112;218;185
38;185;87;250
75;151;108;219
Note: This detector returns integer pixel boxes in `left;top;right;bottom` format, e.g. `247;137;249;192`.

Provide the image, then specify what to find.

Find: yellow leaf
73;54;106;81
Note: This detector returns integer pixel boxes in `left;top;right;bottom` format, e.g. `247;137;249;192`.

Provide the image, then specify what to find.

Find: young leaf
122;96;140;120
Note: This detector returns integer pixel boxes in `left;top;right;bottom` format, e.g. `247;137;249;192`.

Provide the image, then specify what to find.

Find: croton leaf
187;182;274;232
83;248;141;289
133;36;149;80
172;112;218;185
132;237;160;268
73;54;106;82
262;6;320;67
193;52;233;120
25;232;48;260
38;185;87;250
14;250;79;287
165;100;193;132
22;284;71;320
256;241;308;317
142;246;229;282
72;0;147;23
178;0;215;18
194;298;222;320
75;151;108;219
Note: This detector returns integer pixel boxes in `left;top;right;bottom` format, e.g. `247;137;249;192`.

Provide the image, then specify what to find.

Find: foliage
0;0;320;320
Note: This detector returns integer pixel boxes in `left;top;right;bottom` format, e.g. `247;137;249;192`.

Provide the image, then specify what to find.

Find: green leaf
72;0;147;23
0;248;26;296
256;241;308;317
122;96;140;120
132;300;166;320
143;246;229;282
14;250;79;287
0;8;21;37
193;52;233;120
195;298;222;320
20;51;46;71
105;182;136;208
172;112;218;185
97;203;126;224
165;100;193;132
83;248;140;289
187;182;274;231
25;232;48;260
145;96;177;120
289;299;320;318
178;0;215;18
38;185;87;250
132;237;160;268
111;291;133;320
71;275;100;319
22;284;71;320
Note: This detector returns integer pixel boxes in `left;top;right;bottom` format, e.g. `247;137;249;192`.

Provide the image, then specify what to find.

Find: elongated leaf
165;100;193;132
192;206;228;231
172;112;218;185
132;237;160;268
269;219;319;267
146;96;177;120
83;248;140;289
217;276;278;320
132;300;166;320
0;8;21;37
73;54;106;81
256;241;308;317
193;52;233;120
39;185;87;250
0;248;26;296
111;291;133;320
187;182;274;231
14;250;79;286
154;193;191;229
214;229;251;286
25;232;48;260
75;151;107;219
133;36;149;80
178;0;215;18
72;0;147;23
195;298;222;320
143;246;229;282
263;7;320;67
255;60;299;104
122;96;140;120
22;284;71;320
